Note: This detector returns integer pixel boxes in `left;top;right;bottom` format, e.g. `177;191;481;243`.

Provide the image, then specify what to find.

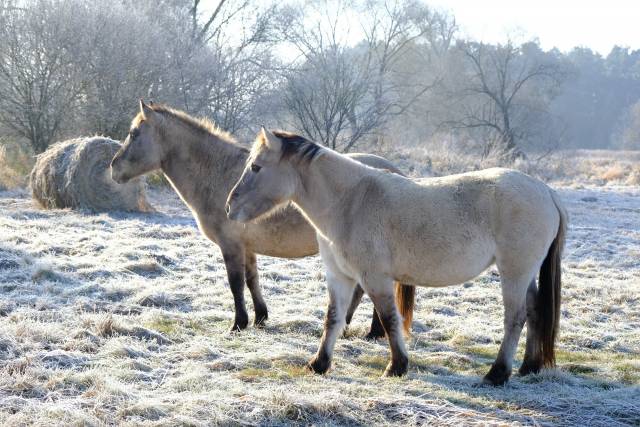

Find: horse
226;128;567;386
110;100;414;336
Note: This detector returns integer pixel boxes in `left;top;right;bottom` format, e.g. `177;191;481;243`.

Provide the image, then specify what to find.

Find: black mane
272;130;323;164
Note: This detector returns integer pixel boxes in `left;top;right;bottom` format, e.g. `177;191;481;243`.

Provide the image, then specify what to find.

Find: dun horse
227;128;567;385
110;101;413;335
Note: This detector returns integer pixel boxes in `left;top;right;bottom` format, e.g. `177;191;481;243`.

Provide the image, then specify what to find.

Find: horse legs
366;309;386;340
344;285;386;340
345;285;364;326
245;252;268;327
222;247;249;332
483;273;531;385
308;270;357;374
520;279;542;375
364;277;408;377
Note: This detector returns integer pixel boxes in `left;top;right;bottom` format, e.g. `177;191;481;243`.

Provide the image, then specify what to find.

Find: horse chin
228;209;251;222
233;202;279;224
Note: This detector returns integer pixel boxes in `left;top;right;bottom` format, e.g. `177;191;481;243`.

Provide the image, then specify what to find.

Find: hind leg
520;279;542;375
365;309;386;340
245;252;268;327
345;285;364;326
344;285;386;340
483;273;531;386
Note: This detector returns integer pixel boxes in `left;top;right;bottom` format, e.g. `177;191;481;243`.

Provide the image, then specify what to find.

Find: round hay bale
30;136;153;212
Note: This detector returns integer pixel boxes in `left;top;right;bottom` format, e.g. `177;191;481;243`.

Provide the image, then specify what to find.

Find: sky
428;0;640;55
200;0;640;56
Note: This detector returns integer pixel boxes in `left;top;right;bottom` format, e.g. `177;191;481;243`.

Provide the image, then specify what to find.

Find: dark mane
272;130;323;164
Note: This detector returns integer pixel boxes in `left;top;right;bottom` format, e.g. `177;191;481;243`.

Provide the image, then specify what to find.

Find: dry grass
0;179;638;425
380;143;640;187
0;140;33;190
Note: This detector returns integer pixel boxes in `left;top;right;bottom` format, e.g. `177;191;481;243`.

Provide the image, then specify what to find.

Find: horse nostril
225;203;231;215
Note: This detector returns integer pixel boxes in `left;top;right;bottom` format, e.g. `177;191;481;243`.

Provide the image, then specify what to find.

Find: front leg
245;252;268;326
222;249;249;332
308;269;357;374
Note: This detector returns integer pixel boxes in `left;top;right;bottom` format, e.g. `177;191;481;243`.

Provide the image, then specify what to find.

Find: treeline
0;0;639;158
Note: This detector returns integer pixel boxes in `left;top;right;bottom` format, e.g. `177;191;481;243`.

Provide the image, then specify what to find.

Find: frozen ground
0;183;638;426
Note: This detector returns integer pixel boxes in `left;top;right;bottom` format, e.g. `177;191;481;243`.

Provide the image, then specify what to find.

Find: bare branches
444;40;566;158
0;0;86;153
0;0;579;160
279;0;451;152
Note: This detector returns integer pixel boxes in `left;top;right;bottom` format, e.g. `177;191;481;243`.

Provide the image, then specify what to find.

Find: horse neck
293;150;370;237
159;122;246;211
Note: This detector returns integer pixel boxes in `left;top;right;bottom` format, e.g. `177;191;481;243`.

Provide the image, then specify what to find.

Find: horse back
334;167;558;287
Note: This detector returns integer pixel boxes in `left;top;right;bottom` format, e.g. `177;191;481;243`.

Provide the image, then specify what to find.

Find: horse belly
249;211;319;258
395;235;496;287
252;230;319;258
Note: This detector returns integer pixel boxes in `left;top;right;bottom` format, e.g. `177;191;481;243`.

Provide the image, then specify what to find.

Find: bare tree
71;0;277;138
161;0;279;133
279;0;447;152
614;100;640;150
445;40;565;158
284;45;374;151
69;2;169;137
0;0;85;153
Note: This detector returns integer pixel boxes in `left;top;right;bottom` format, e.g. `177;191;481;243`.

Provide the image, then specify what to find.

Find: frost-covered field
0;183;638;426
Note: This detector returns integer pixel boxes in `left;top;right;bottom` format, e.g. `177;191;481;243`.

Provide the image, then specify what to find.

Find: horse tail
395;282;415;335
537;190;567;367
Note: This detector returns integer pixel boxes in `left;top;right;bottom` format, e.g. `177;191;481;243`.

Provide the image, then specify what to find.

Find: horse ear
261;127;282;153
139;99;153;118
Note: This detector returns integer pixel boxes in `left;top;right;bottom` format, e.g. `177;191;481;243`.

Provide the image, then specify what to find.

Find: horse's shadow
103;208;196;228
328;351;638;426
242;320;638;425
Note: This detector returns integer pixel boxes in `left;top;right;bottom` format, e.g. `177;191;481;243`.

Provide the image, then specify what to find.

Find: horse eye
250;163;262;173
129;129;139;139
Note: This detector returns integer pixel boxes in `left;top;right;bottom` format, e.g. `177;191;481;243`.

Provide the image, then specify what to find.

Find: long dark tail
537;191;567;367
395;282;415;335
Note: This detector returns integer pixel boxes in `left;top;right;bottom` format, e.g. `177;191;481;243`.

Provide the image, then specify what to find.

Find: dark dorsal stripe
272;130;323;164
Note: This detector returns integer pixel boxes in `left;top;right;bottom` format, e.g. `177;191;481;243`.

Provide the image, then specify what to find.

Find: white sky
201;0;640;56
428;0;640;55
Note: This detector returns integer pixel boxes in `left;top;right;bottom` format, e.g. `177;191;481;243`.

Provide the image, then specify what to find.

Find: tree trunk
500;131;525;161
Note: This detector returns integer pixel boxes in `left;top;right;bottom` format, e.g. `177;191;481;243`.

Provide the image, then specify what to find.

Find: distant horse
111;101;413;335
227;128;567;385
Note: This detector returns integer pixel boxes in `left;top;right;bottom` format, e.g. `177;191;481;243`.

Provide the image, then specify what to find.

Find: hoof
518;358;541;376
254;310;268;328
483;362;511;386
307;354;331;375
228;324;244;333
229;314;249;333
383;354;408;377
383;360;408;377
364;330;385;341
